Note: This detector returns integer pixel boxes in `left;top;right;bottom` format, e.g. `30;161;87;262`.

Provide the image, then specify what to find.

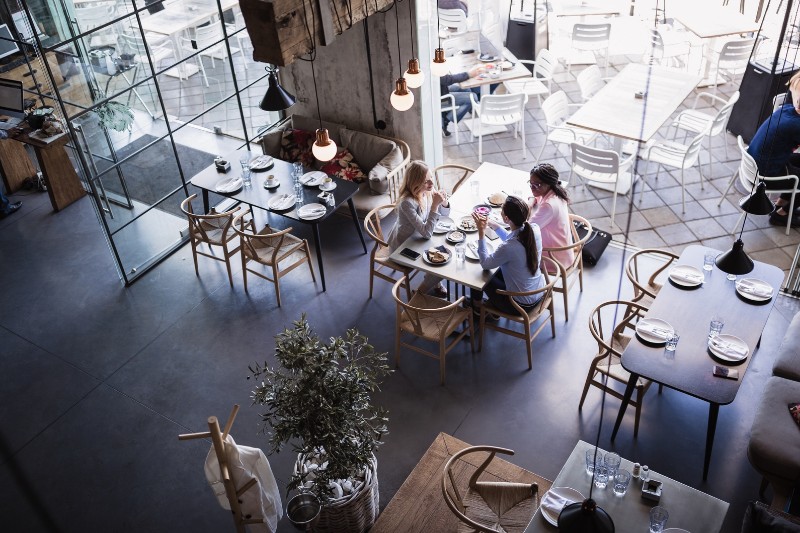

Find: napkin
709;337;748;356
671;270;704;284
299;204;326;218
738;281;773;298
300;172;325;186
215;177;242;193
436;220;453;232
637;320;671;339
268;195;294;210
541;490;575;516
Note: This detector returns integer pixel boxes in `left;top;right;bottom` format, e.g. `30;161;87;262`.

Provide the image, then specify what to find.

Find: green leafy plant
249;315;390;503
95;101;134;132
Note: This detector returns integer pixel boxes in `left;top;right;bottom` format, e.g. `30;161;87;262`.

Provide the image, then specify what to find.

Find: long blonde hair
398;160;431;203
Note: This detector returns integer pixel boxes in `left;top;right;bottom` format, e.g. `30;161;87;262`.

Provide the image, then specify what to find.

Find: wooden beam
239;0;396;66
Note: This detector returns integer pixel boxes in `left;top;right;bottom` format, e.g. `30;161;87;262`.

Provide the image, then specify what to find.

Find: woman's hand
437;190;449;208
472;212;488;237
430;190;444;210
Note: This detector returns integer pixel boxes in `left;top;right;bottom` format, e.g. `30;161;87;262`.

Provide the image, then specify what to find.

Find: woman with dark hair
528;163;574;269
470;196;545;315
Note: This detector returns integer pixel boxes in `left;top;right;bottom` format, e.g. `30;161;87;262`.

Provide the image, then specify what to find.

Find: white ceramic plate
664;529;691;533
433;216;455;234
465;240;494;260
297;203;327;220
459;216;479;232
669;265;704;287
446;230;466;244
479;54;497;62
263;178;280;189
487;194;506;207
540;487;584;526
423;248;451;265
319;181;337;192
500;60;514;70
214;177;242;193
249;155;274;170
736;278;774;302
635;318;674;345
708;333;749;363
268;194;295;211
300;171;327;186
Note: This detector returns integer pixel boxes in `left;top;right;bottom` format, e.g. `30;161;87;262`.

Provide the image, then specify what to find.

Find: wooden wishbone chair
542;214;592;321
625;248;680;309
364;204;417;298
433;164;476;196
180;194;241;287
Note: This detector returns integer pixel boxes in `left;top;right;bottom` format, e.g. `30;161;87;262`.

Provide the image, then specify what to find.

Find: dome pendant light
405;58;424;88
303;0;337;162
431;47;448;77
390;78;415;111
312;128;337;162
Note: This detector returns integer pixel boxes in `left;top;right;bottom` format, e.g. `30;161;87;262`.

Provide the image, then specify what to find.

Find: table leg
347;198;367;254
611;374;639;440
703;403;720;480
311;222;326;292
201;189;210;213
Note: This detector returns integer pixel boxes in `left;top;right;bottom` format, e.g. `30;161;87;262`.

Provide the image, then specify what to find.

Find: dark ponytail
531;163;569;202
503;196;539;275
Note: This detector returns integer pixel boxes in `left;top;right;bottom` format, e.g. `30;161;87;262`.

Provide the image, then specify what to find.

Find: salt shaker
632;462;641;480
640;465;650;483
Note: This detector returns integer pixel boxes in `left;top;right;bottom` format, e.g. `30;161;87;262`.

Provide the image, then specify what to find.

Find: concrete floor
1;183;799;532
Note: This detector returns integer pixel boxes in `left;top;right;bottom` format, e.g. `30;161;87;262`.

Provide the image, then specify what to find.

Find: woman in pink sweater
528;164;574;270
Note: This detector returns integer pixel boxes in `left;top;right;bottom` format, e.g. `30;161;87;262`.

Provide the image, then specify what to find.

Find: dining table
610;244;783;480
189;151;367;292
566;63;700;194
387;162;532;292
523;440;729;532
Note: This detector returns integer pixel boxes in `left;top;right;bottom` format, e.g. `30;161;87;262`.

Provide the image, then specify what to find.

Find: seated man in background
440;65;486;137
437;0;468;15
748;71;800;227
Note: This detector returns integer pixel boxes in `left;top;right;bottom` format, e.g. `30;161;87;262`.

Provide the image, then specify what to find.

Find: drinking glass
703;251;715;271
603;452;621;476
455;242;466;262
649;506;669;532
612;469;631;496
708;316;724;339
470;180;480;198
665;332;679;353
593;465;609;489
585;450;601;476
293;161;303;179
239;151;251;169
241;168;252;187
295;181;303;204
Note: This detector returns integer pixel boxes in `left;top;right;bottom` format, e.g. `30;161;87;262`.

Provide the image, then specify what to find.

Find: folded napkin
436;220;453;231
637;320;671;340
709;337;748;356
541;490;575;516
299;204;326;217
300;172;325;185
671;269;704;284
738;281;773;298
249;155;273;169
215;177;242;193
269;195;294;210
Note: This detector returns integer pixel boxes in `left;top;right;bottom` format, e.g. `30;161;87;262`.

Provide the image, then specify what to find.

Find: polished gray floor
1;188;798;533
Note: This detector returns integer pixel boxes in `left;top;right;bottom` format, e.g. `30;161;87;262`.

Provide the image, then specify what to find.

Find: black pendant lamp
558;498;615;533
715;238;754;275
739;181;774;215
259;68;296;111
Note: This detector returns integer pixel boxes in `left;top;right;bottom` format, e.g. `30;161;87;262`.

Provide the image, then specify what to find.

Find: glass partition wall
1;0;281;283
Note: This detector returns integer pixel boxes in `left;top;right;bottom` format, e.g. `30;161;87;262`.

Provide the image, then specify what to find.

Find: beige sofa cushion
748;375;800;483
773;312;800;382
368;145;404;195
259;129;283;158
340;128;395;173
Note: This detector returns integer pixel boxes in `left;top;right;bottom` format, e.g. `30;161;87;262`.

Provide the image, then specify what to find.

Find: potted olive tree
249;315;390;532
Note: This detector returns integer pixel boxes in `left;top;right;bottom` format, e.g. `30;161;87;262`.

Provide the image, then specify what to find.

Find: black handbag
573;219;611;266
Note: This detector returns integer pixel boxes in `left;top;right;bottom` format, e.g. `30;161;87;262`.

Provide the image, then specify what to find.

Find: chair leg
305;241;317;282
681;168;686;213
478;127;484;163
562;288;569;322
717;169;739;206
439;338;446;386
468;317;475;353
520;117;526;159
634;386;643;438
786;195;796;236
368;269;375;298
274;265;282;307
241;257;249;292
578;368;595;409
190;239;199;276
525;331;533;370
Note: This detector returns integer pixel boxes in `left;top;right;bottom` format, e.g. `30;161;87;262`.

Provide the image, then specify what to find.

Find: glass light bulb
390;89;415;111
405;69;425;88
312;139;337;162
430;58;449;77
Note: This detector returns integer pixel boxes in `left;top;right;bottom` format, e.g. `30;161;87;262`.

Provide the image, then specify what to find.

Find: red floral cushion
320;148;366;183
280;129;315;167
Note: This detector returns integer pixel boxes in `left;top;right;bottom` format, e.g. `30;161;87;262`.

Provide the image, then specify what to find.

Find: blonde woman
387;160;451;295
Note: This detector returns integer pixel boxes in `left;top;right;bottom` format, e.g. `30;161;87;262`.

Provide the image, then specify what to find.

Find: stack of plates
669;265;705;288
735;278;774;303
300;171;327;186
708;334;749;363
215;177;243;193
635;318;674;345
268;194;295;211
298;203;327;220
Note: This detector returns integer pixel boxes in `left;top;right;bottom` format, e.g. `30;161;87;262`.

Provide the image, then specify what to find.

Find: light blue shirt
477;224;545;305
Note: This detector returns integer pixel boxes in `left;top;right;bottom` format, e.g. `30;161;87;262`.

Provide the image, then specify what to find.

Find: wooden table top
373;432;552;533
621;245;783;405
523;440;729;532
388;162;531;290
448;52;532;90
671;1;759;39
567;63;701;143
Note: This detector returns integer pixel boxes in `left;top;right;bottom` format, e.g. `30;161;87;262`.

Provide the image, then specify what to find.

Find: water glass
649;506;669;532
603;452;621;476
593;465;609;489
292;161;303;178
239;151;251;169
470;180;480;197
585;450;602;476
295;181;303;204
703;251;715;271
612;469;631;496
455;242;466;262
241;168;252;187
665;332;679;353
708;316;724;339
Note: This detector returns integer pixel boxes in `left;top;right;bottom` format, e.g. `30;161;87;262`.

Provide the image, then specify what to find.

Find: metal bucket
286;492;321;531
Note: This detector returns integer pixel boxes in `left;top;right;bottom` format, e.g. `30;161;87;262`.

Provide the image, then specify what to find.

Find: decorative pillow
258;129;283;158
320;148;366;182
340;128;395;172
789;403;800;428
280;129;315;167
369;146;404;195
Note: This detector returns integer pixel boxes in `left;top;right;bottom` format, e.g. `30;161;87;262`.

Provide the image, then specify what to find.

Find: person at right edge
748;71;800;227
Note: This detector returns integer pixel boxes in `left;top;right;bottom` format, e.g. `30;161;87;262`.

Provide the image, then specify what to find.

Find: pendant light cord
407;0;416;58
394;0;403;75
300;0;324;129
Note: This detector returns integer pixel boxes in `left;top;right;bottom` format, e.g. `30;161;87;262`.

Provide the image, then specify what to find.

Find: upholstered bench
747;375;800;510
773;312;800;382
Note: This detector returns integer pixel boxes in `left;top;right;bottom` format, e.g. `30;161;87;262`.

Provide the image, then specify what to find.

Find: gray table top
524;440;729;532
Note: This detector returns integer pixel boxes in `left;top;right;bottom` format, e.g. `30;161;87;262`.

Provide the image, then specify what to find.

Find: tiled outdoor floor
442;56;800;282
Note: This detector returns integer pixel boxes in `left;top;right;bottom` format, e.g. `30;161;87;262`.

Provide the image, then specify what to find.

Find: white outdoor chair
576;65;605;102
671;90;740;172
568;23;612;76
185;23;241;87
642;131;706;214
708;37;755;92
223;8;250;56
719;136;800;236
440;93;460;144
502;48;558;106
118;32;175;72
75;3;118;48
643;28;692;69
570;143;635;227
438;8;468;35
469;92;528;163
539;90;597;160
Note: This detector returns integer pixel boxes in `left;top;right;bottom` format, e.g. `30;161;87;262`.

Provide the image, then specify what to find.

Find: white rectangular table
523;440;729;532
388;162;531;290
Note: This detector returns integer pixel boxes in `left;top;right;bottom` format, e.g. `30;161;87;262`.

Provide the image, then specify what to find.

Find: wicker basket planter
294;453;379;533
